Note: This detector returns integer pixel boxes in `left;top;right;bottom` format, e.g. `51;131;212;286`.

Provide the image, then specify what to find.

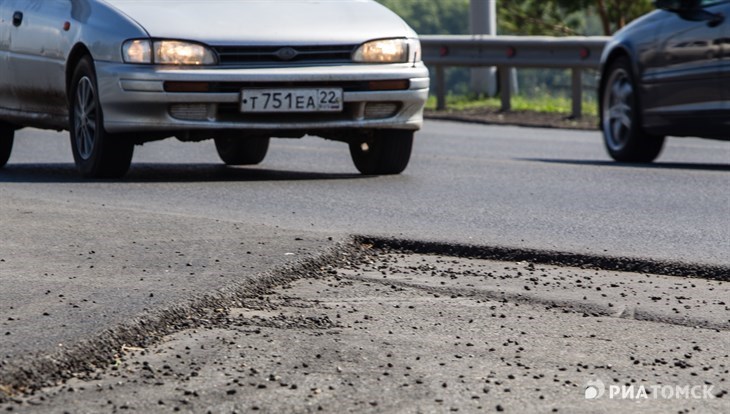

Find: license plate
240;88;343;113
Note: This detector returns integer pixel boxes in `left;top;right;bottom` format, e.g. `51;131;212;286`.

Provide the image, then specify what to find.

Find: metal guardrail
420;35;610;118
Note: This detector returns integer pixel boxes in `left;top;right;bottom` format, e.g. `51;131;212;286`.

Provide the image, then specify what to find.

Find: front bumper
95;62;429;134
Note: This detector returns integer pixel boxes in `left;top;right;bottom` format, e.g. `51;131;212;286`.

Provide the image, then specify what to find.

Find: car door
0;0;15;111
642;1;730;131
6;0;72;116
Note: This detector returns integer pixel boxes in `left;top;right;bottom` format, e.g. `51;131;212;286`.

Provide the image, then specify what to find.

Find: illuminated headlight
353;38;409;63
123;40;217;65
154;41;216;65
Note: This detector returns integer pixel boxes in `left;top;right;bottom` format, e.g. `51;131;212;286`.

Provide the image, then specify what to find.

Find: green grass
426;94;598;117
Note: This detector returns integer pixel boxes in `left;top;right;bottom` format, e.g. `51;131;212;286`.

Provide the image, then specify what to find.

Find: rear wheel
214;135;270;165
69;56;134;178
601;57;664;162
349;129;413;175
0;124;14;168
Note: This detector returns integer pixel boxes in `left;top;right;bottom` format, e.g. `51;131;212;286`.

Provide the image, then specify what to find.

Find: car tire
214;135;270;165
601;57;665;163
0;124;13;169
349;129;413;175
69;56;134;178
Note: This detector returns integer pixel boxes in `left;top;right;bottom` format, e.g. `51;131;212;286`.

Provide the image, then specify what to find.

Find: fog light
364;103;400;119
169;104;210;120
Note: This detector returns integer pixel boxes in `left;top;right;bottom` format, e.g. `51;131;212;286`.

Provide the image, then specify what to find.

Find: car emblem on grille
275;47;298;61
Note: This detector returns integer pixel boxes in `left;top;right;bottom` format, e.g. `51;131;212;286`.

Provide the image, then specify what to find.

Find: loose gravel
1;244;727;413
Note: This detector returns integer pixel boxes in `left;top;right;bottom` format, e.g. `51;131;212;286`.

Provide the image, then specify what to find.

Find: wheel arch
65;43;93;103
598;44;649;128
599;47;632;115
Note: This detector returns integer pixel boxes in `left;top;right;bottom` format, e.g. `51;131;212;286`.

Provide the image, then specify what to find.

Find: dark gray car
600;0;730;162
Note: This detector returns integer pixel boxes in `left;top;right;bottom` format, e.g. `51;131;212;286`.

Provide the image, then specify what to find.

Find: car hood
102;0;415;45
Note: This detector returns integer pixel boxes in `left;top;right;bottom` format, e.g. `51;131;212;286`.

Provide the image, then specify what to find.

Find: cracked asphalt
0;195;336;363
3;252;727;413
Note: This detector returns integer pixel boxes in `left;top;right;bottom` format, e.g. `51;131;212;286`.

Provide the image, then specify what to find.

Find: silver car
0;0;429;177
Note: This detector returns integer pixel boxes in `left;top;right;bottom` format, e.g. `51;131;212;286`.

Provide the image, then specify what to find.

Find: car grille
169;101;404;123
207;81;374;93
211;101;402;123
164;80;410;93
213;45;357;66
216;103;359;123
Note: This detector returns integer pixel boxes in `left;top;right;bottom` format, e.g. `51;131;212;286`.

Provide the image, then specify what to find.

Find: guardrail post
571;67;582;119
436;65;446;111
499;66;511;112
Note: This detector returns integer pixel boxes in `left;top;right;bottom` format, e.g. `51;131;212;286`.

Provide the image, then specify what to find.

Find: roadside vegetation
425;94;598;118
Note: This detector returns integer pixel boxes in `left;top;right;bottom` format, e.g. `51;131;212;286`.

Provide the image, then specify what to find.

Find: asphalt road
0;121;728;412
3;120;729;266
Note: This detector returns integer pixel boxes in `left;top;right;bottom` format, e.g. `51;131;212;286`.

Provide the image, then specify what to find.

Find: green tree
498;1;587;36
376;0;470;35
557;0;654;35
376;0;655;36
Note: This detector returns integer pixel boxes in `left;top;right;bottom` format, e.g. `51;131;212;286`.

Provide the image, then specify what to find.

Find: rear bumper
95;62;429;134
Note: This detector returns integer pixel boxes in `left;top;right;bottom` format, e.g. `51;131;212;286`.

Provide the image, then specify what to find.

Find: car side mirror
654;0;700;12
656;0;726;25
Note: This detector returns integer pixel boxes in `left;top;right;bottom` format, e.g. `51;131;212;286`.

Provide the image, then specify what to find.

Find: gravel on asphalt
2;247;727;414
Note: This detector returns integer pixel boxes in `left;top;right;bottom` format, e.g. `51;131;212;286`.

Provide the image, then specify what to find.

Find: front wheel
601;57;665;163
0;124;14;168
349;130;414;175
69;56;134;178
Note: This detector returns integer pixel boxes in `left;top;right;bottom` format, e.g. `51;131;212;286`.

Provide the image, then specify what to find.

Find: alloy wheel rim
74;76;97;160
603;69;634;151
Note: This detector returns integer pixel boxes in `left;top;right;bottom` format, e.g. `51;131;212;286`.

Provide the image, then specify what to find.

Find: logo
584;378;715;400
585;379;605;399
275;47;298;61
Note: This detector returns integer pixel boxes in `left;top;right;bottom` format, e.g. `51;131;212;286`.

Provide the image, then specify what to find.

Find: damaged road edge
355;236;730;281
2;235;726;402
0;238;372;401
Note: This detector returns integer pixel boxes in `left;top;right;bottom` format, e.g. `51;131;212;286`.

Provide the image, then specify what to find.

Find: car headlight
123;39;217;65
353;38;409;63
154;40;216;65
